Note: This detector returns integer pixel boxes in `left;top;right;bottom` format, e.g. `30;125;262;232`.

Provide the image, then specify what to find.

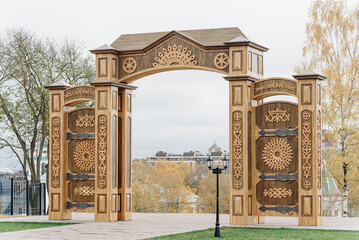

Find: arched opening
131;70;230;214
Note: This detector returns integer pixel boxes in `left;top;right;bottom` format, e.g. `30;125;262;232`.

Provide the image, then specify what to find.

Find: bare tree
0;28;95;181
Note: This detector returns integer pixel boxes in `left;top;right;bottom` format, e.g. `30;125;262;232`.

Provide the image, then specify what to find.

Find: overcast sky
0;0;357;168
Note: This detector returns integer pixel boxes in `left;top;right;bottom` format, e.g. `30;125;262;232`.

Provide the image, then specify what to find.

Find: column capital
224;75;259;82
90;80;137;90
45;80;71;90
292;70;326;81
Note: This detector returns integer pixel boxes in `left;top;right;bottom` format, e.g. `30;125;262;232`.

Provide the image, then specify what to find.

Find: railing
0;178;47;216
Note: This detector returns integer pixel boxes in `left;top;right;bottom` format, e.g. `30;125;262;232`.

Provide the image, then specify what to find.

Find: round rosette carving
214;53;229;69
74;141;95;171
262;138;293;171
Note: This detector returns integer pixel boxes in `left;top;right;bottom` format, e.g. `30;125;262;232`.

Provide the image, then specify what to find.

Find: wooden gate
66;107;96;212
253;102;299;216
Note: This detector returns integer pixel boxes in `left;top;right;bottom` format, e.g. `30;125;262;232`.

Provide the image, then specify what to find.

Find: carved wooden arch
90;28;268;84
252;77;298;100
64;85;95;106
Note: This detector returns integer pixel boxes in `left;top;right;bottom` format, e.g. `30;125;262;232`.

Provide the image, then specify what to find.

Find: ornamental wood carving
256;136;298;174
317;112;322;189
122;57;137;73
118;35;230;80
68;180;95;203
301;110;312;189
98;115;107;188
74;186;95;196
64;86;95;104
263;188;292;198
68;108;95;133
256;102;298;130
253;78;297;99
232;111;243;190
262;138;293;171
76;114;95;127
214;53;229;69
152;44;197;67
256;180;298;205
74;141;95;171
52;117;60;188
265;108;290;123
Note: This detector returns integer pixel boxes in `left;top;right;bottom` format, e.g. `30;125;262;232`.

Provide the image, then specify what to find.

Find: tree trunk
343;161;348;217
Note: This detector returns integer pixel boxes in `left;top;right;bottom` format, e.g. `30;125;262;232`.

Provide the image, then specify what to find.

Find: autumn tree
132;161;194;213
197;171;230;214
0;28;94;181
296;0;359;216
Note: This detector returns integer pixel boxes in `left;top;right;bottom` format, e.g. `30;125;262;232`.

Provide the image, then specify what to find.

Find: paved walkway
0;213;358;240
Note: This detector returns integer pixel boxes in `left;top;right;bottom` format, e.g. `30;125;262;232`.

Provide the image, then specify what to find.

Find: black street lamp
207;154;229;238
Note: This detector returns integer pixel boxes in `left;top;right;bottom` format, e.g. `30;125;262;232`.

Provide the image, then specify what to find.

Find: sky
0;0;357;168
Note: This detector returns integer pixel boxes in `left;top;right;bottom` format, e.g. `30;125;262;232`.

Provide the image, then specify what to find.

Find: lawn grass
0;221;76;233
149;227;359;240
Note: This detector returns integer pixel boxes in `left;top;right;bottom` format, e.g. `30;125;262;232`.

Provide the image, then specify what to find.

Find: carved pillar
91;80;119;222
225;38;267;225
45;80;72;220
117;86;136;221
225;75;258;225
293;70;325;226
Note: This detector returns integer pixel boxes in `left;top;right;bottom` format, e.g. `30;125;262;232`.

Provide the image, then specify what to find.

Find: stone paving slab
0;213;358;240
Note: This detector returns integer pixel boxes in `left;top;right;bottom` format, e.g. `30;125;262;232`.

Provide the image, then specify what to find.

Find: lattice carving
265;108;290;123
74;186;95;196
98;115;107;188
52;117;60;188
214;53;229;69
301;110;312;189
152;45;197;67
254;81;297;93
262;138;293;170
263;188;292;198
76;114;95;127
317;112;322;189
74;141;95;171
123;57;137;73
232;111;243;190
64;86;95;102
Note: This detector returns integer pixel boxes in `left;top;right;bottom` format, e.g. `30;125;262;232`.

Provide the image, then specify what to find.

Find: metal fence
0;179;47;216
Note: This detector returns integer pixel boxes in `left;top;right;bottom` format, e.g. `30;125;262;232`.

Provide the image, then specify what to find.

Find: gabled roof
110;27;247;52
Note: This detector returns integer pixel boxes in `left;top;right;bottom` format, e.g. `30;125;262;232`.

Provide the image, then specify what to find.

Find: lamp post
207;154;229;238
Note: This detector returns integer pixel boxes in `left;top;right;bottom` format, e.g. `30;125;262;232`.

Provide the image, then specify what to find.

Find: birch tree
296;0;359;216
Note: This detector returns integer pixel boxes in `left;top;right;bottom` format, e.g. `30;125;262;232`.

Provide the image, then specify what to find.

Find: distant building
0;168;15;181
145;141;229;166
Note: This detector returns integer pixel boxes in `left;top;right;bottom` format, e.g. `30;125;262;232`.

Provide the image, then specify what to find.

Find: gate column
117;86;136;221
293;70;325;226
225;75;261;225
46;80;72;220
224;38;267;225
91;80;119;222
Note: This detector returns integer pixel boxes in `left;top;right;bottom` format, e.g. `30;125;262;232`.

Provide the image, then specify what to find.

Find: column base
230;216;263;225
49;212;72;221
299;216;322;226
